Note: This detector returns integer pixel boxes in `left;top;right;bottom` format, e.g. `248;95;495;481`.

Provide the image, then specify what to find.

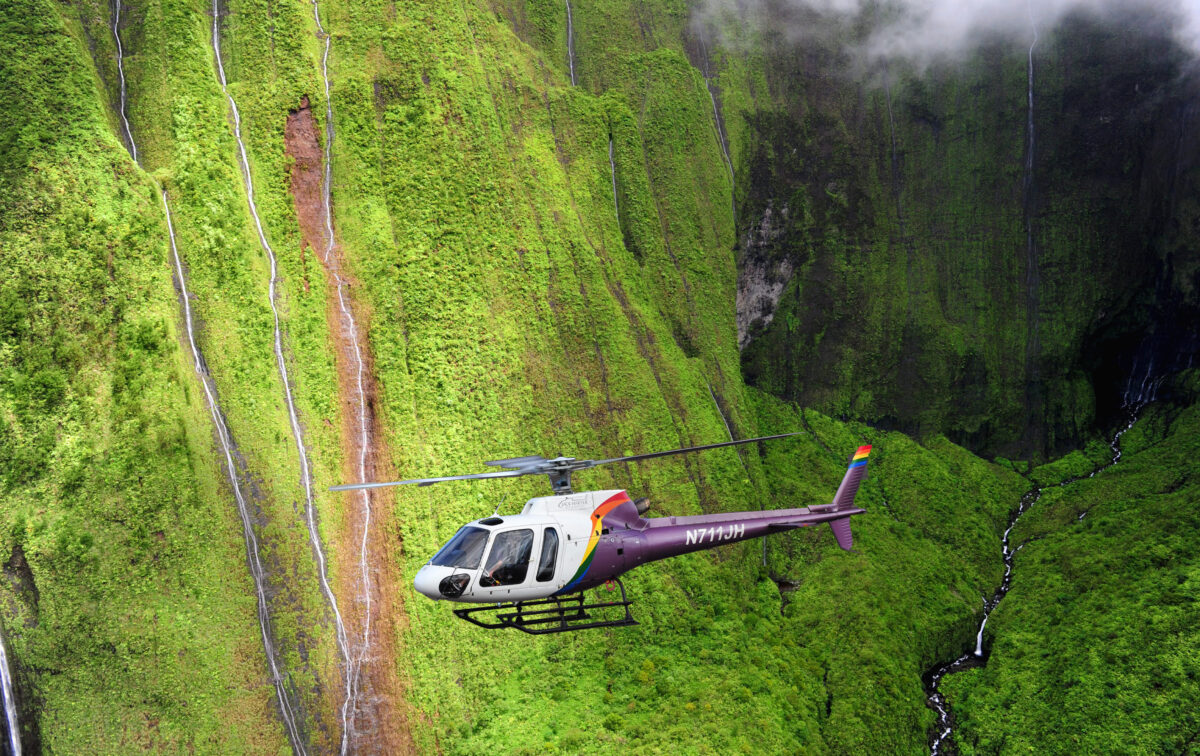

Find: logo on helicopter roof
556;496;591;511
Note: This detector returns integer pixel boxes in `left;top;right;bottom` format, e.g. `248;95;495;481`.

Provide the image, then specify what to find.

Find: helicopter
331;433;869;634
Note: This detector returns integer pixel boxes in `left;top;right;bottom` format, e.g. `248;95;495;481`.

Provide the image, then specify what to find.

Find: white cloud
695;0;1200;69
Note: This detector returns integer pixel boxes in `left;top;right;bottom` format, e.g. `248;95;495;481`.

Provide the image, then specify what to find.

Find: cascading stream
565;0;577;86
924;409;1142;755
308;2;374;750
111;0;136;162
696;29;736;225
0;624;20;756
109;10;308;751
164;192;307;754
696;31;733;184
209;6;361;750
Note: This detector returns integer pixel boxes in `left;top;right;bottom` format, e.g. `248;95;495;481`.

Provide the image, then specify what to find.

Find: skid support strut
453;579;638;634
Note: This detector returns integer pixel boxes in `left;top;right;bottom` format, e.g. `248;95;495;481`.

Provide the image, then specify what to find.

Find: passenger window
537;528;559;582
481;529;534;586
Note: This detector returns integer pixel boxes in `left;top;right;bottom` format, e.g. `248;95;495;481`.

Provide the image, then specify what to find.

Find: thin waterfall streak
112;0;137;164
697;31;734;184
1024;5;1038;280
0;624;20;756
565;0;577;86
164;192;306;755
111;5;304;748
212;6;344;750
311;2;378;748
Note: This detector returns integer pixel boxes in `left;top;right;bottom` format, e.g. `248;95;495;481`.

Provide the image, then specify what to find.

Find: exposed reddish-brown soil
286;96;413;755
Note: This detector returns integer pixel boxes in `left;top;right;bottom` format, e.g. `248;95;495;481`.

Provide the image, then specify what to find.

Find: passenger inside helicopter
480;529;533;586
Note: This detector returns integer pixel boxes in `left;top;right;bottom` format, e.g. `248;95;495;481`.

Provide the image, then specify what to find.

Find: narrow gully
609;134;619;222
307;2;388;750
111;0;136;162
0;623;20;756
924;408;1143;755
696;28;736;223
110;9;309;751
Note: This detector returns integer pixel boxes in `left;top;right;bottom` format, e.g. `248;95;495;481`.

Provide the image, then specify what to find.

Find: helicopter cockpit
428;526;488;571
416;518;563;601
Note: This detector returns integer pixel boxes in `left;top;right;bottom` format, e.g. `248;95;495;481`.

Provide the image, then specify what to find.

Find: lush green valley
0;0;1197;753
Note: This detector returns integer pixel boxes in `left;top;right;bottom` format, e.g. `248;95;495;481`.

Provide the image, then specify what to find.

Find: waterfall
107;5;308;751
165;192;307;753
309;2;372;751
565;0;577;86
111;0;136;163
0;624;20;756
209;3;357;750
1023;4;1041;397
697;31;733;185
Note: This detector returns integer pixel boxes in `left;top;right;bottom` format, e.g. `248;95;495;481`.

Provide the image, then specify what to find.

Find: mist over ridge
695;0;1200;70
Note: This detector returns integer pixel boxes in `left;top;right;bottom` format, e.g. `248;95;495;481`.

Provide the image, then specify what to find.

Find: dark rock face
736;5;1200;459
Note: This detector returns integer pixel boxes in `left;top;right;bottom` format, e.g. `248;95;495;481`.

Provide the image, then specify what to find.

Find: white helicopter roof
519;490;627;518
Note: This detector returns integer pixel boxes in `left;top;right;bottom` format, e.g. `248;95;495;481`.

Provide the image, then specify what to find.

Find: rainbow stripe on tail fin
828;445;870;550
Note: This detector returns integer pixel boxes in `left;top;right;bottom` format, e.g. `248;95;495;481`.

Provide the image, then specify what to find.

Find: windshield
429;526;489;569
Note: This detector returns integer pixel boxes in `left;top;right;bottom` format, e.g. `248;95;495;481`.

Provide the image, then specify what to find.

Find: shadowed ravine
925;407;1144;754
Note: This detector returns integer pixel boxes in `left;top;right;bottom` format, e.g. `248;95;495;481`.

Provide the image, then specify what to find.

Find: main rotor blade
591;431;805;467
329;468;529;491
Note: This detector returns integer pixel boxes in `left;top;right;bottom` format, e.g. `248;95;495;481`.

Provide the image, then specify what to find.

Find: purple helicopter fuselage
412;444;871;604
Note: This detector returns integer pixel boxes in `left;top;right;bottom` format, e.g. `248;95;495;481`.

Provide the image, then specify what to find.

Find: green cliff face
0;0;1197;753
735;6;1200;460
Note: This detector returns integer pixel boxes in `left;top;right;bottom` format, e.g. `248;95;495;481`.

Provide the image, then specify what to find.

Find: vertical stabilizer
832;445;871;511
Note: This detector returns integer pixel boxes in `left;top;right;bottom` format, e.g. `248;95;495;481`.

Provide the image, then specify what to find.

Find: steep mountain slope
733;4;1200;459
1;0;1196;753
0;0;300;749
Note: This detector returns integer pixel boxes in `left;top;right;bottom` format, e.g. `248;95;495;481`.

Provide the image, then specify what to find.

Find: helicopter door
475;528;535;600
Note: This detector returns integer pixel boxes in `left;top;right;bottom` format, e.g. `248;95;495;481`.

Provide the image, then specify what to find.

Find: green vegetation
736;11;1200;461
2;0;1197;752
0;0;291;749
942;396;1200;754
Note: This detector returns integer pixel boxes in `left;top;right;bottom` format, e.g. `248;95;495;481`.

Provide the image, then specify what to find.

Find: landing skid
453;579;638;634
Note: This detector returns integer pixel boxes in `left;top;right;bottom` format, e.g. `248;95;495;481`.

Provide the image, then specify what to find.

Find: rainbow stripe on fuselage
556;491;629;594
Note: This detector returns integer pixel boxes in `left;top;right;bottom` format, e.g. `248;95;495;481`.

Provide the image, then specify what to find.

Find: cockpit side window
482;529;534;586
536;528;558;582
429;526;489;569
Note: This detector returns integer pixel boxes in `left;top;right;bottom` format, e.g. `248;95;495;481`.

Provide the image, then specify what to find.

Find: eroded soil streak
286;97;411;754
